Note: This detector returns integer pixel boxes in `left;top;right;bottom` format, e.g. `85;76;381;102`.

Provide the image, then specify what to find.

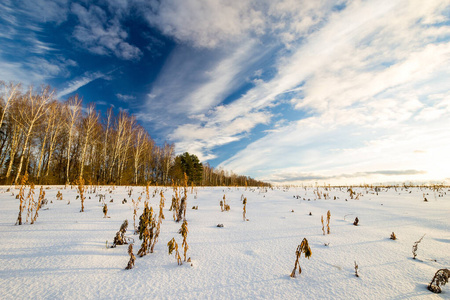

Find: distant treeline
0;82;269;187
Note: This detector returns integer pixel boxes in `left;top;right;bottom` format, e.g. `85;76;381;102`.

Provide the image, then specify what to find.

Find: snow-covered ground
0;185;449;299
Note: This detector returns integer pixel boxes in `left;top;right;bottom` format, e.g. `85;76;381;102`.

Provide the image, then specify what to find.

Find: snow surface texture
1;185;449;299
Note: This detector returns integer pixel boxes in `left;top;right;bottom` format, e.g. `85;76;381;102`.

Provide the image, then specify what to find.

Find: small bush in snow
290;238;312;278
353;217;359;226
354;261;359;277
390;232;397;240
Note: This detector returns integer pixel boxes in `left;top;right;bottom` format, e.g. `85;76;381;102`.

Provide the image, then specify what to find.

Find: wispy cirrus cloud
0;0;76;85
57;71;106;98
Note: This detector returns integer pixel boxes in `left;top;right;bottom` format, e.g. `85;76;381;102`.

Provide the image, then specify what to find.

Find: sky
1;0;449;186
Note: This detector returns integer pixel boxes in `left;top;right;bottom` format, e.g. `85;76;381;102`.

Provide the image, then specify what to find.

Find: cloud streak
57;71;105;98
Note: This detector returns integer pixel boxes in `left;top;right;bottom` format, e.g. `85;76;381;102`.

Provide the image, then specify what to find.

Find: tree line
0;82;269;187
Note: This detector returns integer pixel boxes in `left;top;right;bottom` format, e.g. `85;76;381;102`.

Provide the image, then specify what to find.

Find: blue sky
1;0;450;185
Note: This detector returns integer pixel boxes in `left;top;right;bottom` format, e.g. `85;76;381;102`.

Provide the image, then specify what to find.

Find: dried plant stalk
150;192;165;253
75;177;85;212
321;215;325;235
168;237;182;265
137;204;155;256
290;238;312;278
242;197;247;221
112;219;128;247
102;203;107;218
180;219;189;261
125;244;136;270
31;185;45;224
326;210;331;234
25;182;35;223
412;234;425;259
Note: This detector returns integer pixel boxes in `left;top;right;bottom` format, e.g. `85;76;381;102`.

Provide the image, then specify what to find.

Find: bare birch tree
132;125;147;185
64;95;82;185
79;103;99;179
12;86;53;184
0;81;21;130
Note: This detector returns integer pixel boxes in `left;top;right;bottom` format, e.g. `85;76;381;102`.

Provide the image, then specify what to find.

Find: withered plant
242;197;247;221
31;185;45;224
321;215;325;235
25;183;36;224
150;192;165;253
137;204;156;257
125;244;136;270
131;196;141;233
16;175;29;225
103;203;108;218
145;184;150;205
354;261;359;277
75;176;85;212
220;194;230;212
158;191;165;220
353;217;359;226
180;219;189;262
171;187;181;221
56;190;63;200
412;234;425;259
177;195;187;222
112;219;128;247
167;237;182;265
390;232;397;240
326;210;331;234
428;268;449;293
290;238;312;278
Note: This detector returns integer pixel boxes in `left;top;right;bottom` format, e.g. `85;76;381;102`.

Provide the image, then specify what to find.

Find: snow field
0;186;449;299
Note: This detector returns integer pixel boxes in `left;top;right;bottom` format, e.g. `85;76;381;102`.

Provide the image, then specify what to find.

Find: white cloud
215;0;450;184
71;3;142;61
116;93;136;102
142;0;265;48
